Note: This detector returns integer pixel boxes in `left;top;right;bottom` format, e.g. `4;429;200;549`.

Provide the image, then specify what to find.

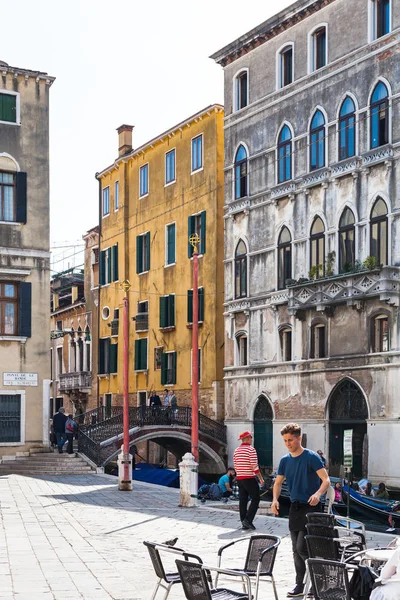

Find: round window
102;306;110;320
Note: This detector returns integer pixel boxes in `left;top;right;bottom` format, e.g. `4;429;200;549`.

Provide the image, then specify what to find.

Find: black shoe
287;584;304;597
241;521;250;530
242;519;256;531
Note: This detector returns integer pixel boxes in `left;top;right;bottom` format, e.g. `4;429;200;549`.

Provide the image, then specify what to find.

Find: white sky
4;0;293;255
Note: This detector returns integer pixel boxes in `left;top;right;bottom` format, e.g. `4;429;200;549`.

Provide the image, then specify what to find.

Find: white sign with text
3;372;38;387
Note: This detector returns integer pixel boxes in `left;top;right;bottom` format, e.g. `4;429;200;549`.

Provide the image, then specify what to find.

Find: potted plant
325;251;336;277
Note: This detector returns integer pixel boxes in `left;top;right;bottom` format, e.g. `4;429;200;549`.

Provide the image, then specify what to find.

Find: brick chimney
117;124;134;156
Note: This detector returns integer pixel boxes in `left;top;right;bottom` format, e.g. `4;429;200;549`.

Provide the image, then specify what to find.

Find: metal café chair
306;511;366;537
216;534;281;600
143;541;203;600
307;558;351;600
176;559;252;600
305;523;366;560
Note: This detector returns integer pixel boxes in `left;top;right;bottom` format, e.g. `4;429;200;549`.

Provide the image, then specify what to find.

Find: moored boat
342;485;400;526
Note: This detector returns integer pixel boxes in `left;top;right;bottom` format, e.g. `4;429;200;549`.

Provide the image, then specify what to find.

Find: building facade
212;0;400;485
96;106;225;462
0;60;55;455
50;227;99;417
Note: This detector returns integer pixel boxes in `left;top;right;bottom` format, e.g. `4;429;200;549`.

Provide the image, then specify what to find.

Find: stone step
0;464;93;471
0;470;94;475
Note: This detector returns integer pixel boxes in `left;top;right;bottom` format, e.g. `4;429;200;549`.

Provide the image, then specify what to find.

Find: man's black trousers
238;478;260;524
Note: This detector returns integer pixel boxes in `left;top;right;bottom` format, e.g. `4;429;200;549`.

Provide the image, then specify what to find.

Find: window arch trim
368;78;391;149
309;107;327;172
277;226;292;290
276;42;294;89
234;239;248;299
307;23;328;73
276;122;294;184
232;68;249;112
233;143;249;200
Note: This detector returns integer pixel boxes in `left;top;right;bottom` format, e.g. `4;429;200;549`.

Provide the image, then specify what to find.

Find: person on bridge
53;407;67;454
233;431;264;531
149;390;162;417
271;423;330;598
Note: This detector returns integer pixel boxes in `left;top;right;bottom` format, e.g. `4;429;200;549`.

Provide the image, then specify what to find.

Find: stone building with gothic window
211;0;400;485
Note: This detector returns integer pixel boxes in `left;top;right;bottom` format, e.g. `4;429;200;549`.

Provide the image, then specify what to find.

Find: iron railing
59;372;91;392
77;405;227;465
135;313;149;331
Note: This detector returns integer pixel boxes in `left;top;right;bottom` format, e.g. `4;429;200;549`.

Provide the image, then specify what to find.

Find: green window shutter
161;352;168;385
167;223;176;264
134;339;140;371
99;339;105;374
99;338;110;374
172;352;177;384
188;215;195;257
136;236;143;273
168;295;175;327
200;211;206;254
198;349;201;383
15;172;27;224
110;343;118;373
18;282;32;337
111;244;119;282
187;290;193;323
0;93;16;122
99;251;105;285
199;287;204;322
107;248;112;283
146;232;150;271
160;296;167;328
140;339;148;370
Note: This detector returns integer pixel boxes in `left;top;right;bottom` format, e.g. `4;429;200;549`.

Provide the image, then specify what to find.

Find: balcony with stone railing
288;266;400;315
59;372;92;393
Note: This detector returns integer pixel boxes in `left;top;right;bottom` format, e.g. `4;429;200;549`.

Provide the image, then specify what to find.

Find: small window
134;338;148;371
165;149;176;185
102;187;110;216
136;232;150;274
136;300;149;332
370;82;389;149
370;198;388;265
140;164;149;197
235;71;248;111
191;135;203;172
57;347;63;377
236;335;248;366
114;181;119;210
339;97;356;160
311;26;327;71
0;172;15;222
188;211;206;256
0;282;17;335
310;110;326;171
160;294;175;328
371;0;391;39
310;324;326;358
372;315;389;352
235;240;247;299
161;351;177;385
310;217;325;275
278;227;292;290
154;347;163;370
280;328;292;362
234;145;248;199
56;320;63;331
0;92;17;123
187;287;204;323
277;125;292;183
339;208;355;272
279;46;293;88
165;222;176;265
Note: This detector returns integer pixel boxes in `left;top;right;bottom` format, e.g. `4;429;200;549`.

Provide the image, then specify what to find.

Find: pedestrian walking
53;407;68;454
233;431;264;530
65;414;77;454
271;423;330;598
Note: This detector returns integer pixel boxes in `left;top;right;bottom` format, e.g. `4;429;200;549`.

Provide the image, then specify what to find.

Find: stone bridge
77;406;227;474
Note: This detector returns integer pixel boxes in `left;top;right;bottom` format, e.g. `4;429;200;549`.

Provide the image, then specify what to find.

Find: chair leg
303;566;311;600
242;575;247;593
254;576;260;600
161;582;173;600
271;576;279;600
150;579;161;600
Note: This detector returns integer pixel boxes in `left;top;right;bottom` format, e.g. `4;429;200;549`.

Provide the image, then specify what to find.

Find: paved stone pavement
0;473;395;600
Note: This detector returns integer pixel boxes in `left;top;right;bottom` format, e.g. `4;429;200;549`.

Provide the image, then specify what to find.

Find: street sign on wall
3;372;38;387
343;429;353;469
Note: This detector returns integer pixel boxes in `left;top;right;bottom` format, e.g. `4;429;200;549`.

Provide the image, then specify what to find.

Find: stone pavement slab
0;473;395;600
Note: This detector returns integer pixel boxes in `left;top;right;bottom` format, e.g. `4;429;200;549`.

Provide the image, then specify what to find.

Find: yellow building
96;105;225;428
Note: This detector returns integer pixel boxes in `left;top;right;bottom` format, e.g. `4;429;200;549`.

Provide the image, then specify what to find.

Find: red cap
238;431;252;440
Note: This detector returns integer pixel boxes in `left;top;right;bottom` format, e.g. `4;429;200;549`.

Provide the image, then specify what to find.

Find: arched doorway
253;395;273;471
328;379;368;478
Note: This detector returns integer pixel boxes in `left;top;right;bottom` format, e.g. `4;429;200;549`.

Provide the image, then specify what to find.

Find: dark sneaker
287;584;305;597
241;521;250;530
242;519;256;530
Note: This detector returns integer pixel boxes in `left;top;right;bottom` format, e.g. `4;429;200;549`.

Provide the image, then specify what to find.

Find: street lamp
189;233;200;463
118;279;132;491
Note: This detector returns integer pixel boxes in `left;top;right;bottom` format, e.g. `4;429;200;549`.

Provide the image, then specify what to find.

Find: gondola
342;484;400;526
264;474;346;511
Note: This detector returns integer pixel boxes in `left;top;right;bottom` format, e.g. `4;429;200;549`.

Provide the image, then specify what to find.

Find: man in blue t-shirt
271;423;330;598
218;467;236;502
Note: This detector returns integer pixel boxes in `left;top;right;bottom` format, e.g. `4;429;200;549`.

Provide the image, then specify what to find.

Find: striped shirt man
233;431;264;530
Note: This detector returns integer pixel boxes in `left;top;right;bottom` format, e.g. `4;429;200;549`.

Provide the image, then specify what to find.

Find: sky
3;0;293;265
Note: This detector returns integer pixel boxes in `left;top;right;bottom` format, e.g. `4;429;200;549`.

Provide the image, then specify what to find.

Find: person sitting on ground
375;482;390;500
371;546;400;600
334;481;342;502
218;467;236;502
316;449;328;469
